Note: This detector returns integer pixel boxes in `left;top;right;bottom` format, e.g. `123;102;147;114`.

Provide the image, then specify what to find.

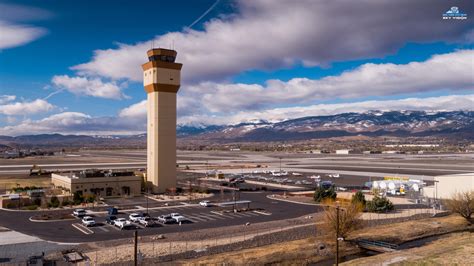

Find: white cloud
180;50;474;113
1;94;473;136
0;3;51;50
118;100;146;119
0;95;16;104
0;21;46;50
71;0;474;83
178;94;474;125
0;99;54;116
51;75;127;100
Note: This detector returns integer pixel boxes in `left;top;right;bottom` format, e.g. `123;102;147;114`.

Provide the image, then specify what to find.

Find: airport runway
1;151;472;180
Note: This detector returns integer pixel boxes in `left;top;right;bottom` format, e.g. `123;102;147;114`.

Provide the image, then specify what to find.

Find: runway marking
72;223;94;235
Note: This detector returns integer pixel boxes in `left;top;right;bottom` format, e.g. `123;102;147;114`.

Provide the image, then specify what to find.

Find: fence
0;208;446;265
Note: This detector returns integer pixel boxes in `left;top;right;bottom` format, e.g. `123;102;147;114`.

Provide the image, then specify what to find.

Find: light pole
279;157;282;174
335;204;340;266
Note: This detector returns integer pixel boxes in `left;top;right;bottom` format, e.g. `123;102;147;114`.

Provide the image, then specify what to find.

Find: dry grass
179;236;358;266
180;215;471;265
343;231;474;266
351;214;469;244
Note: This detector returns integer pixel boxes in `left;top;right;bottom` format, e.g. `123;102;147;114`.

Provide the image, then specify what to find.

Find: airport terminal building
51;170;142;198
422;173;474;200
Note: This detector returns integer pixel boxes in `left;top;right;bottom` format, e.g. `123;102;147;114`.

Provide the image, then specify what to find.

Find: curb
29;216;76;223
266;195;319;206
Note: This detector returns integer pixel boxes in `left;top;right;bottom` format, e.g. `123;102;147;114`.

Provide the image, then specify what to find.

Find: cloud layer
0;3;50;50
1;94;473;136
178;50;474;114
51;75;127;99
71;0;474;83
0;98;54;116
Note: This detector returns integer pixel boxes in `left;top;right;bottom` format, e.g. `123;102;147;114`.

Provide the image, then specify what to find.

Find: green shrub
314;185;337;203
5;202;15;209
50;196;60;208
24;205;38;210
73;192;84;205
366;195;394;213
351;191;367;206
33;198;42;206
61;199;70;207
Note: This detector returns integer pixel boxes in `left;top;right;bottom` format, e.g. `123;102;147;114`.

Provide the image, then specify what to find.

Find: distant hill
177;110;474;142
1;111;473;148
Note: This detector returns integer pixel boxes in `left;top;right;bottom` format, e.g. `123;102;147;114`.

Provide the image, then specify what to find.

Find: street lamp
279;157;282;174
335;204;340;265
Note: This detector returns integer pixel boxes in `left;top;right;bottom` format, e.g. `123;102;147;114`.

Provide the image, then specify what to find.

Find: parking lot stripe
185;214;206;222
205;213;226;220
224;213;243;218
186;213;208;222
235;212;252;217
197;213;216;221
97;226;109;232
245;212;260;216
72;223;93;235
217;213;235;219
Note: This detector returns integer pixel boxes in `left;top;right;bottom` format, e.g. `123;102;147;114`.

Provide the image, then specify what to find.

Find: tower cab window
148;55;176;63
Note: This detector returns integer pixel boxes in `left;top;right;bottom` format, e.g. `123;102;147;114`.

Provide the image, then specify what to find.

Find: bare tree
445;191;474;224
322;202;364;238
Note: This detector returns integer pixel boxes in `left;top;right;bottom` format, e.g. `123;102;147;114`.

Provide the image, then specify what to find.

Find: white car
114;218;131;229
81;216;95;227
73;209;86;217
138;217;155;227
328;173;340;178
170;213;187;223
199;200;211;207
129;213;143;222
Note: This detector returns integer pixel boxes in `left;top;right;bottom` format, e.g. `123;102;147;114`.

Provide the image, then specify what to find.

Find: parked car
105;215;117;225
129;213;143;222
81;216;96;227
107;207;118;215
138;217;155;227
114;218;131;229
73;209;86;217
170;213;187;223
199;200;211;207
157;214;175;224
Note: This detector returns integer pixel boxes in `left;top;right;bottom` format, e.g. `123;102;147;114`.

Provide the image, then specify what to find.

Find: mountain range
1;111;473;148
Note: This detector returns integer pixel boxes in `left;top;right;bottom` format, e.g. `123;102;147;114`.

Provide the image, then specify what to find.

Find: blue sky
0;0;473;135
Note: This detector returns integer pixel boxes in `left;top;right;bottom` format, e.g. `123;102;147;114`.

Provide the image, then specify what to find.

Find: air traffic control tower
142;48;182;193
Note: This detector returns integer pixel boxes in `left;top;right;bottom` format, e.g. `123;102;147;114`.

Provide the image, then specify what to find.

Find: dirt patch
31;212;75;221
350;214;469;244
343;231;474;265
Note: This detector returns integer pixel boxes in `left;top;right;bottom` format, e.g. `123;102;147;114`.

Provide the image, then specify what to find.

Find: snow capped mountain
0;111;472;148
177;111;474;141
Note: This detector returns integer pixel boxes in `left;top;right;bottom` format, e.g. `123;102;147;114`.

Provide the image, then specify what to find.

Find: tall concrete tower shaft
142;48;182;193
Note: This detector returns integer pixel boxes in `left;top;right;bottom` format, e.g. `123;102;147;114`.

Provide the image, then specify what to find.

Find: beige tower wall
147;91;177;193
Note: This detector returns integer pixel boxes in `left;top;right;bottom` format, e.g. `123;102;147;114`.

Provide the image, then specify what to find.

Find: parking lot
71;204;272;236
0;191;318;243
